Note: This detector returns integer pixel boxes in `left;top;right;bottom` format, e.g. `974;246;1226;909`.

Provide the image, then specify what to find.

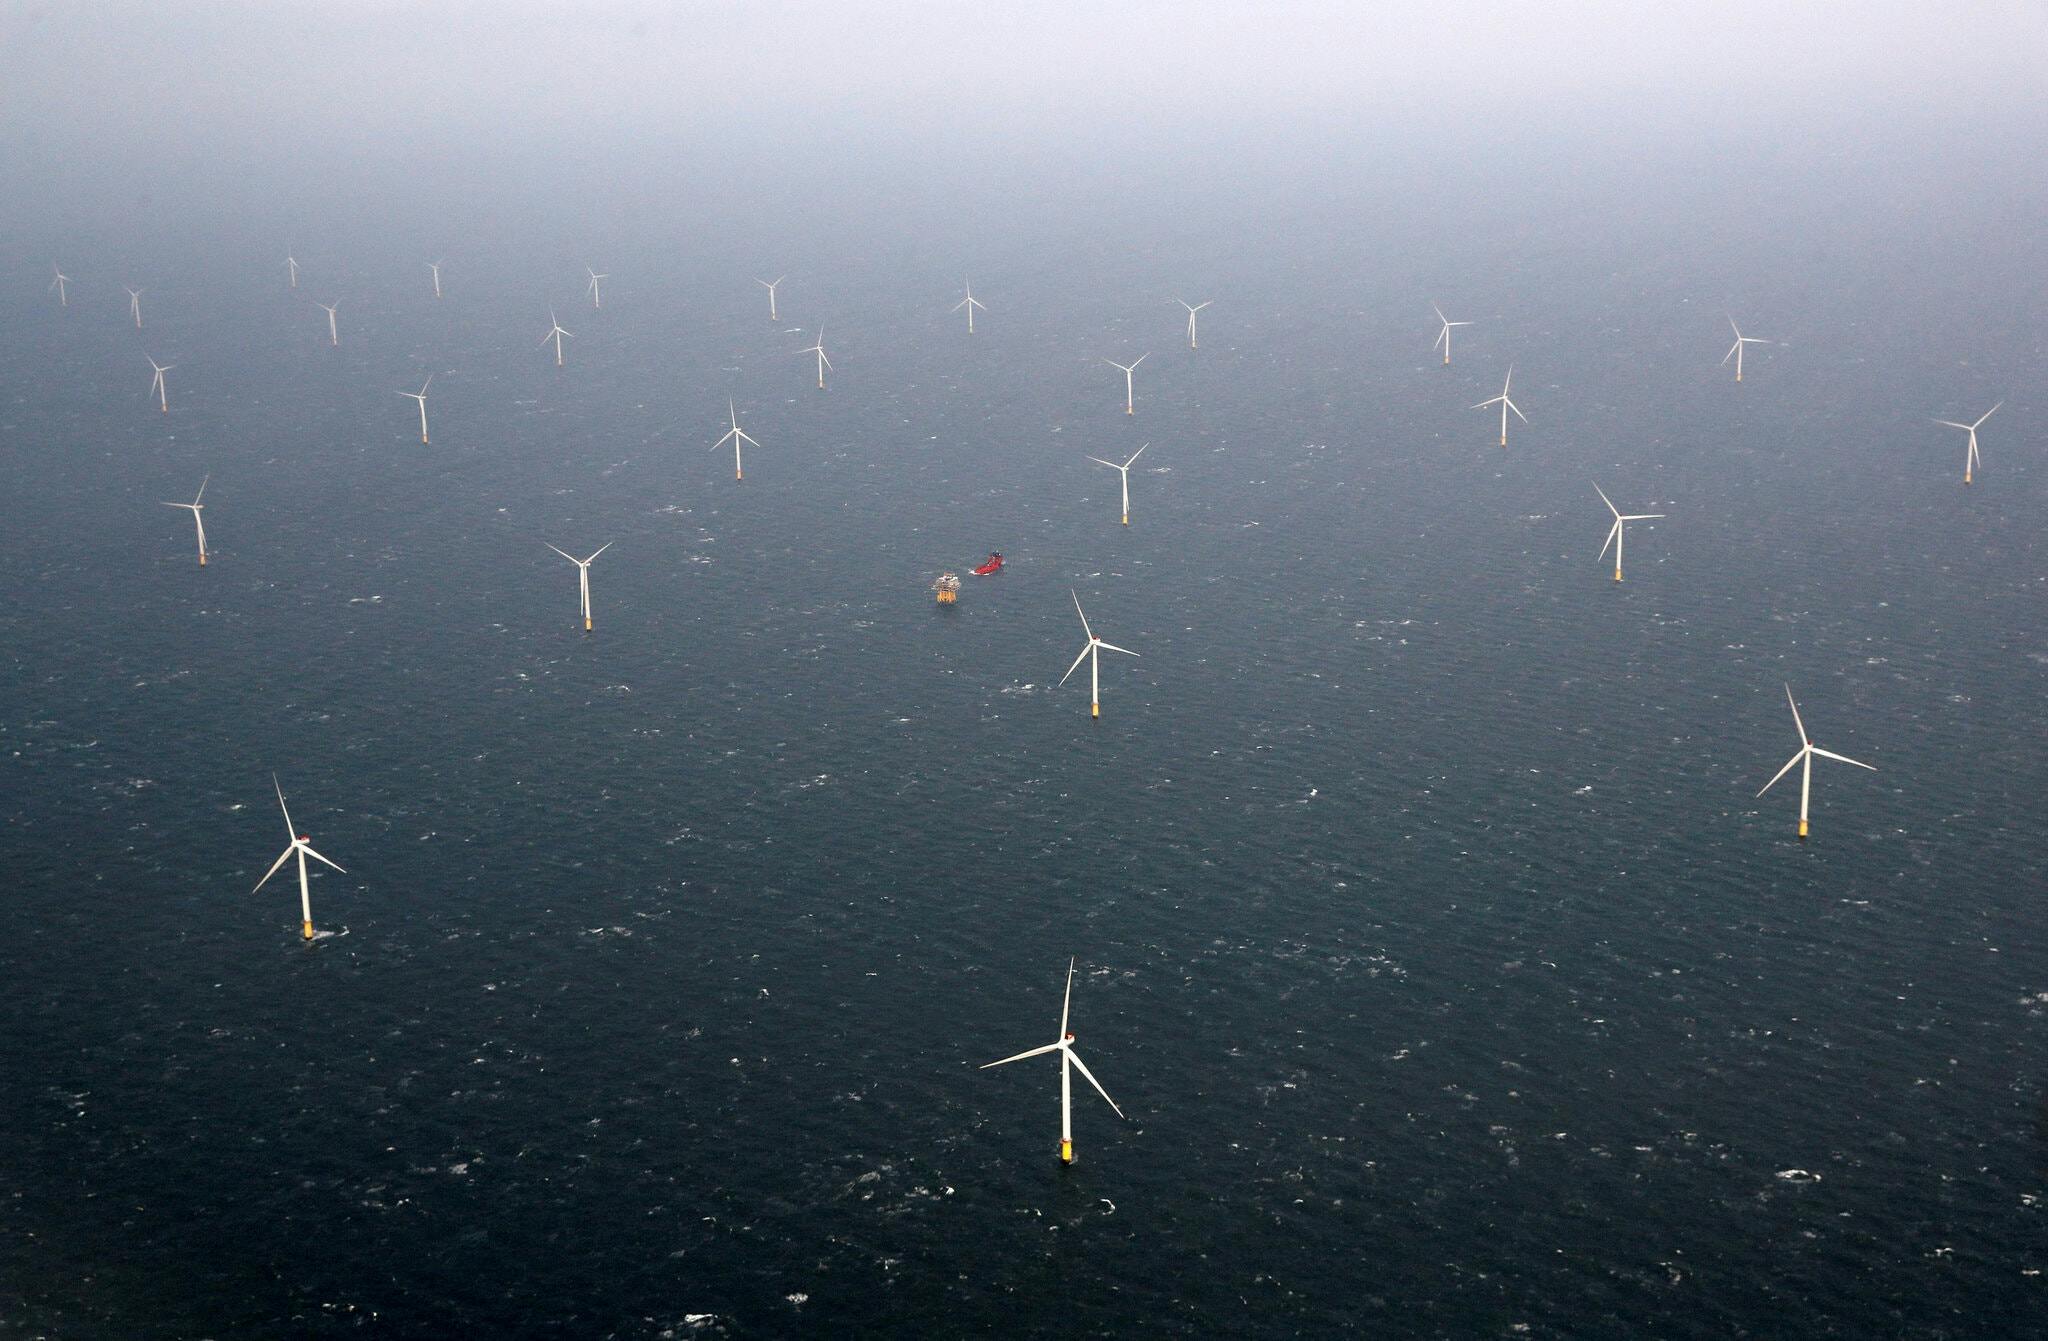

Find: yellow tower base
584;616;592;631
936;589;956;604
301;921;315;940
1091;703;1100;719
1121;515;1129;525
198;555;207;566
1798;819;1809;841
1613;570;1622;582
1059;1140;1074;1164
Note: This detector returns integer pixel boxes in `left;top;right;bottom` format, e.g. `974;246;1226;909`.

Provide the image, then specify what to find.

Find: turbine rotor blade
1058;643;1092;686
1094;641;1140;658
252;845;296;893
1067;1050;1125;1119
980;1041;1062;1069
300;844;346;873
274;774;295;839
1070;590;1093;641
1810;747;1876;771
1784;684;1807;744
1757;748;1807;797
1598;519;1620;562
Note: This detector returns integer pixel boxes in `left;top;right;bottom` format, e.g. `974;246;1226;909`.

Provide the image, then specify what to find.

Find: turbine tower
1593;483;1664;582
1178;299;1211;349
428;260;444;299
1059;590;1139;718
757;275;785;321
1757;684;1876;840
1933;401;2000;485
799;327;833;389
252;776;346;941
1105;354;1148;416
980;959;1126;1165
539;309;573;367
317;301;339;347
146;356;173;413
1431;303;1472;365
545;542;613;632
1086;443;1149;525
161;475;209;565
399;376;432;444
713;399;761;481
586;267;607;309
126;287;144;329
1723;317;1768;382
1473;365;1527;446
50;265;70;307
953;280;987;333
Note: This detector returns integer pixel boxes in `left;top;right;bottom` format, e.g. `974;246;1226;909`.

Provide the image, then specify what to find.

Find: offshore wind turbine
1058;590;1139;719
799;326;833;389
1933;401;2000;485
161;475;209;565
1178;299;1211;349
713;399;761;480
545;541;612;631
1105;354;1148;415
1432;303;1472;365
286;252;300;288
757;275;785;321
586;267;607;309
953;280;987;333
980;958;1126;1165
146;356;173;413
316;301;339;346
126;287;144;329
1473;365;1527;446
1757;684;1876;841
1593;483;1664;581
1086;443;1148;525
427;260;444;299
1723;317;1768;382
539;309;572;367
399;376;432;444
51;265;70;307
252;775;346;941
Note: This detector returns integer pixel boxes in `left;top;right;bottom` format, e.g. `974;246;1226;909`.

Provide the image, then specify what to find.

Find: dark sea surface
3;138;2046;1337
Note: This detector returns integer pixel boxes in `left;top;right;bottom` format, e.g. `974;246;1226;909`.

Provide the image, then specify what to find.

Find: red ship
972;552;1004;576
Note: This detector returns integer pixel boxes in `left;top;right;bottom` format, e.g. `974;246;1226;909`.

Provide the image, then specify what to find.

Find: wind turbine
1723;317;1768;382
146;356;173;413
252;775;346;941
427;260;444;299
1473;365;1527;446
713;398;761;480
539;309;572;367
399;375;432;444
161;475;209;565
1593;483;1664;581
1432;303;1472;365
1086;443;1148;525
1059;590;1139;719
545;541;612;631
798;326;833;389
1178;299;1211;349
286;252;300;288
316;301;339;347
953;280;987;333
1105;354;1148;415
1933;401;2000;485
586;267;607;309
757;275;785;321
50;265;69;307
980;958;1126;1165
1757;684;1876;841
126;287;144;329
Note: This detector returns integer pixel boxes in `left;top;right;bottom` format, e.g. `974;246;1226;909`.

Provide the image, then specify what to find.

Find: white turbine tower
953;280;987;333
980;958;1126;1165
1757;684;1876;841
713;398;761;481
1431;303;1472;365
1178;299;1211;349
1723;317;1768;382
1059;590;1139;719
51;265;70;307
286;252;300;288
1105;354;1148;416
317;301;339;347
399;376;432;444
428;260;444;299
126;286;145;329
586;267;607;309
1933;401;2000;486
757;275;785;321
161;475;209;565
1593;483;1664;582
1473;365;1527;446
1086;443;1148;525
539;309;573;367
545;541;612;631
799;326;833;389
252;775;347;941
146;356;173;413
